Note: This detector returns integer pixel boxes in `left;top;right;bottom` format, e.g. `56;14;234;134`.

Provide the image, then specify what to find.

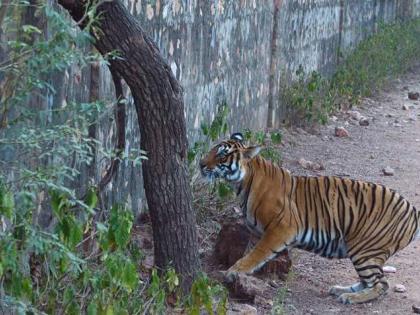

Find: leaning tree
57;0;200;290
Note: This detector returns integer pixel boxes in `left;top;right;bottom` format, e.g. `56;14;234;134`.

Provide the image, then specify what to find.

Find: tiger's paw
329;286;347;297
337;293;356;304
330;283;364;297
224;268;240;283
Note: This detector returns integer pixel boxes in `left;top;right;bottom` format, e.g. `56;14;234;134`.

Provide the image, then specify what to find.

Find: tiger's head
199;133;261;182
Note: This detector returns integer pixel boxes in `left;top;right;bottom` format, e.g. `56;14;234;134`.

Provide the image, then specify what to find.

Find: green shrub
281;18;420;125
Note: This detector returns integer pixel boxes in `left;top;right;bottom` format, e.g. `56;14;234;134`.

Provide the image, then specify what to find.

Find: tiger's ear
230;132;244;143
242;146;261;159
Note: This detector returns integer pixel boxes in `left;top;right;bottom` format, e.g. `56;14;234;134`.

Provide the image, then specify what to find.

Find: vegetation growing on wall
282;18;420;125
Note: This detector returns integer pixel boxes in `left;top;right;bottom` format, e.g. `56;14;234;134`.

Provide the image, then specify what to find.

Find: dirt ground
268;67;420;314
135;67;420;314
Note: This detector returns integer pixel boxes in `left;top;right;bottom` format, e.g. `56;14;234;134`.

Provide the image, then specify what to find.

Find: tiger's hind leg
336;257;389;304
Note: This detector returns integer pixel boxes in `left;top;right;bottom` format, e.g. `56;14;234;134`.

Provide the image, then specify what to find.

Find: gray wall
3;0;419;213
71;0;420;211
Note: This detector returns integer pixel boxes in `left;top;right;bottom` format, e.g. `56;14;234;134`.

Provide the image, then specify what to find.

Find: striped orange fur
199;133;420;304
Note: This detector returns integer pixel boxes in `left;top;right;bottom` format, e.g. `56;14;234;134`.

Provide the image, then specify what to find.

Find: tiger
199;132;420;304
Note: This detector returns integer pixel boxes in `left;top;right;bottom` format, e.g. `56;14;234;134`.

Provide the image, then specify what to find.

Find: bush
281;18;420;125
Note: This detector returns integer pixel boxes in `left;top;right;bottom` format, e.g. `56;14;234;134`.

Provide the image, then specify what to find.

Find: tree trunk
58;0;200;289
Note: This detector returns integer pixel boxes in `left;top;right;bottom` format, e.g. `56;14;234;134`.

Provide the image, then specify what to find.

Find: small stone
412;305;420;314
416;139;420;142
254;295;273;307
408;91;420;100
402;86;409;91
330;115;338;122
335;127;349;137
228;273;270;302
394;284;406;293
298;158;325;171
402;104;409;110
233;206;241;214
383;266;397;273
409;114;417;121
359;117;369;126
228;303;257;315
348;110;362;121
386;113;394;118
382;167;394;176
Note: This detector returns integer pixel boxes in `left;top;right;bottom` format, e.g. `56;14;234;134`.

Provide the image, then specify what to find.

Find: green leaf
217;182;233;199
200;123;209;136
109;204;133;249
87;302;98;315
63;287;75;306
85;188;98;211
22;25;42;34
21;277;33;299
0;184;14;219
121;260;139;292
270;132;282;144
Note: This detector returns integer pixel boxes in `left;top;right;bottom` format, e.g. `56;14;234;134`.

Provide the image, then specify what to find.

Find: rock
214;220;291;278
348;110;362;121
408;91;420;100
214;221;250;267
227;303;257;315
359;117;369;126
228;273;270;302
330;115;338;122
383;266;397;273
254;295;273;308
386;113;394;118
402;104;410;110
402;86;409;91
394;284;406;293
382;167;395;176
335;127;349;137
409;114;417;121
412;305;420;314
298;158;325;171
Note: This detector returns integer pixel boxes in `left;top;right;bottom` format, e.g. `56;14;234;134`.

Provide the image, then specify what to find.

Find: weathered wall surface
2;1;418;213
269;0;418;125
80;0;420;211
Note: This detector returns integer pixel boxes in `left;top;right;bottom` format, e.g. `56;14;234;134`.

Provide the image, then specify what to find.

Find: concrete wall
2;0;419;213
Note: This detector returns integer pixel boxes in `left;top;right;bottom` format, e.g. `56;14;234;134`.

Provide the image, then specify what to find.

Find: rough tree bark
57;0;200;289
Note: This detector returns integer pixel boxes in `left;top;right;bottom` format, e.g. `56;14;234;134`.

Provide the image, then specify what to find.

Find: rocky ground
258;68;420;315
134;67;420;314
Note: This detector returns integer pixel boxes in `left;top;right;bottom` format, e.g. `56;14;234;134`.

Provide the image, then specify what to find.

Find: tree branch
98;66;126;191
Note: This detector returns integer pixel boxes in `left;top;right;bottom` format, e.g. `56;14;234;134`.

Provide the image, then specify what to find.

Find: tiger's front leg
225;227;294;282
